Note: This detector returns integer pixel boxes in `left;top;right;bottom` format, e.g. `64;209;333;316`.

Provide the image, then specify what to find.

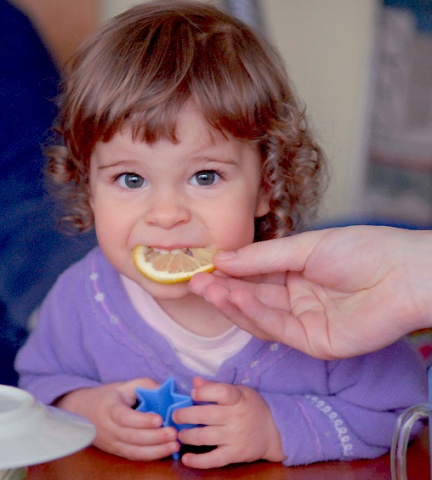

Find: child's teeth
153;248;169;254
152;248;183;255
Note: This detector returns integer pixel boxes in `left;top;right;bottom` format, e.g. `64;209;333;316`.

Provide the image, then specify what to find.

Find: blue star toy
135;378;197;460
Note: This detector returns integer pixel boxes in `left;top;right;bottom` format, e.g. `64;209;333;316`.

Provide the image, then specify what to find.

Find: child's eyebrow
94;152;240;170
96;159;139;170
194;155;239;166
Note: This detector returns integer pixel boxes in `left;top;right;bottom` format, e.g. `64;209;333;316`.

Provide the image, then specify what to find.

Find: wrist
263;423;286;463
404;231;432;332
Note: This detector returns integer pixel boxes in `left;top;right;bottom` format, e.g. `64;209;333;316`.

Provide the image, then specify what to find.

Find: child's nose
143;190;190;229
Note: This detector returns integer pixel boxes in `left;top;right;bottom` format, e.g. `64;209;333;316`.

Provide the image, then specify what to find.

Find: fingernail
214;251;237;261
152;416;163;427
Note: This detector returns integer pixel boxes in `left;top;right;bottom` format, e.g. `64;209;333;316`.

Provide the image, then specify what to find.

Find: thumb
119;378;160;405
192;376;211;389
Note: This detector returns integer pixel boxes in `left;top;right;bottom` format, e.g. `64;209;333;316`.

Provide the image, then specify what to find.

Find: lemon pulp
133;246;217;284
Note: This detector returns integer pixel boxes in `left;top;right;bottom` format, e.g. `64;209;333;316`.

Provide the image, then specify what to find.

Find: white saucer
0;385;96;470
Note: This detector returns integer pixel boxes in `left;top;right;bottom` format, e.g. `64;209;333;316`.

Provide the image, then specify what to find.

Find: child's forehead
119;102;233;146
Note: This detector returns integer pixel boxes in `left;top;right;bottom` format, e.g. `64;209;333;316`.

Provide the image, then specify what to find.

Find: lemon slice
133;246;217;284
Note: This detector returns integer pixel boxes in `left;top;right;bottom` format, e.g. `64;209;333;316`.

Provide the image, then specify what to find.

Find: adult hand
189;226;432;359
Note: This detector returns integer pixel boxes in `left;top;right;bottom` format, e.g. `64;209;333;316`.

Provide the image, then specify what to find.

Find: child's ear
254;183;271;218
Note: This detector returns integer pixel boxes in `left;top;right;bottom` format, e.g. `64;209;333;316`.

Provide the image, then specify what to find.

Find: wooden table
28;429;430;480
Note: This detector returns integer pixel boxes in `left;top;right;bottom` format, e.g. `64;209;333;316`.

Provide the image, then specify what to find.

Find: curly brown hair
47;0;327;241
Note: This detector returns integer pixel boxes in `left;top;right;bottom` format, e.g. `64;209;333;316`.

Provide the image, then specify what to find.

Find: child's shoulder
56;245;110;277
37;246;124;321
47;246;115;296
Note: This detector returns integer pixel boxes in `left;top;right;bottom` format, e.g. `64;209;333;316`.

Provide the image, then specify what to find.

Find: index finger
213;231;328;277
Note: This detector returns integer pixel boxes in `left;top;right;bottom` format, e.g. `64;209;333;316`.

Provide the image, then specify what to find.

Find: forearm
55;386;98;416
262;348;426;467
264;392;392;466
17;368;101;406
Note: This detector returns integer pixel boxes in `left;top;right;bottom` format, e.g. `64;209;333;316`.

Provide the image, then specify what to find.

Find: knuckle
218;383;232;397
193;426;209;445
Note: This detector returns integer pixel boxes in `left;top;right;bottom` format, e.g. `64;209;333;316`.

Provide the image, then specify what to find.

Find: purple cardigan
16;248;427;466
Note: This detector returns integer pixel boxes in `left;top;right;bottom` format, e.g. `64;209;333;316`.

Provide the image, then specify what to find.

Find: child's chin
141;279;191;299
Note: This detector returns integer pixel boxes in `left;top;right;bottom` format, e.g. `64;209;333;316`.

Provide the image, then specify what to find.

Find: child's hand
55;378;180;460
172;377;286;469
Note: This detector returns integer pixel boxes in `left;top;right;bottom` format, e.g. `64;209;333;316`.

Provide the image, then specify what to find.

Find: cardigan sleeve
259;339;427;466
15;257;102;405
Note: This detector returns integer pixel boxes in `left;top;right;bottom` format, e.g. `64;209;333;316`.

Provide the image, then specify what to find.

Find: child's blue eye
190;170;221;186
117;173;147;189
